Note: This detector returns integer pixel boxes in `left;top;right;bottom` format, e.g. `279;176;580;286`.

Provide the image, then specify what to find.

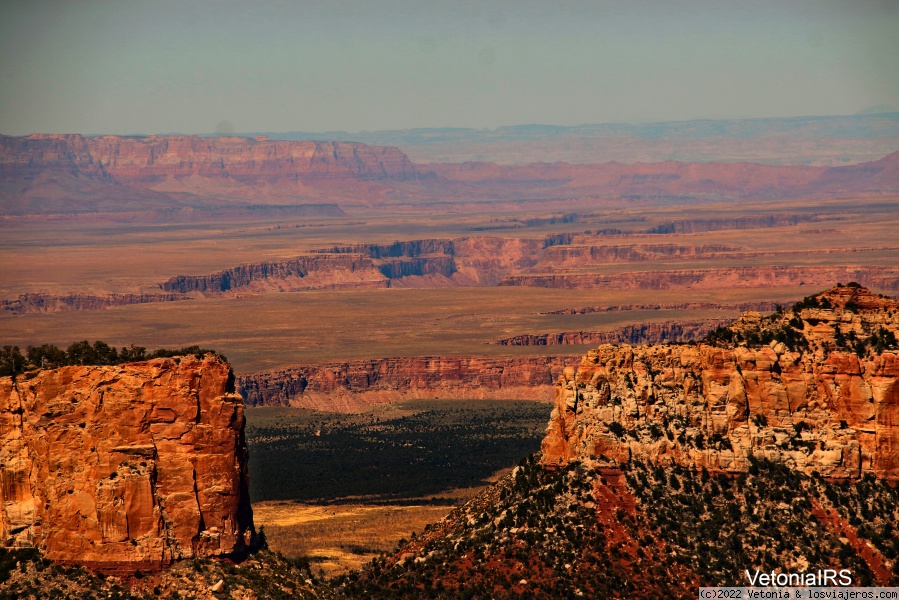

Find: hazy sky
1;0;898;135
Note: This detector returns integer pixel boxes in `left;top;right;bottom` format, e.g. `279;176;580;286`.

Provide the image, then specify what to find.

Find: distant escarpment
0;355;254;572
9;232;899;311
0;133;417;216
5;133;899;219
501;265;899;291
0;134;417;183
161;237;899;298
1;292;189;315
160;237;543;294
238;356;576;412
543;285;899;480
497;319;731;347
429;150;899;200
161;254;390;293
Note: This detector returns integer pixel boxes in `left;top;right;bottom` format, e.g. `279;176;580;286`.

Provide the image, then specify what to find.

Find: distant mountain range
2;130;898;219
251;113;899;165
259;113;899;144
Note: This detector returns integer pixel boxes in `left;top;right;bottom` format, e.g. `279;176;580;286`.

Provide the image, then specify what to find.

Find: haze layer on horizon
1;0;898;136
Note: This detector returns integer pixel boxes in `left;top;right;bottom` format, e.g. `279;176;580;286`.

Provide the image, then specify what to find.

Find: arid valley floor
2;116;899;594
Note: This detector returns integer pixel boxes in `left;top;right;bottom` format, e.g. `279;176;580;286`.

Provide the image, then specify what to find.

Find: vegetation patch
246;400;550;503
339;456;899;598
0;341;226;377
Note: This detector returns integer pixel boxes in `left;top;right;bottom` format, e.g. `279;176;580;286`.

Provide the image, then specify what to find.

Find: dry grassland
0;287;791;373
252;501;454;577
3;195;896;297
2;195;897;374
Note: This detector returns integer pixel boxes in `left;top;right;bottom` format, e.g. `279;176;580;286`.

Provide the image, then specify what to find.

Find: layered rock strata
543;286;899;480
238;356;575;412
0;355;254;571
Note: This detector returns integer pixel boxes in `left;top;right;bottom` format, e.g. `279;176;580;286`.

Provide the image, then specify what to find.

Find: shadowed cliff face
542;286;899;480
0;355;254;572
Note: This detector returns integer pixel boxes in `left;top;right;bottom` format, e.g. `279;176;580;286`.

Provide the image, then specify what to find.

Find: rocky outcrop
497;319;730;346
0;355;254;572
501;265;899;291
542;286;899;480
238;356;577;412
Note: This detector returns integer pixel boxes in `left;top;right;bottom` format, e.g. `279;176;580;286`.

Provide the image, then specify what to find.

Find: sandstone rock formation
238;356;576;412
542;286;899;480
0;355;254;571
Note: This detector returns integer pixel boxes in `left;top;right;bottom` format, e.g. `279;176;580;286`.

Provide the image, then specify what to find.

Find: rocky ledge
0;355;254;572
543;285;899;480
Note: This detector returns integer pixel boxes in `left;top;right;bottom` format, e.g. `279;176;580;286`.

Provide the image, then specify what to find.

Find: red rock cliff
542;286;899;480
0;355;254;571
238;355;576;412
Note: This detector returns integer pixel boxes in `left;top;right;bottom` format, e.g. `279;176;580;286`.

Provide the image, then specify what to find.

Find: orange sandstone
0;355;254;571
542;286;899;480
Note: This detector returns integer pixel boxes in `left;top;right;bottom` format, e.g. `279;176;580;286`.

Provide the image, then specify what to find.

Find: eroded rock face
0;355;254;571
238;355;573;412
542;286;899;480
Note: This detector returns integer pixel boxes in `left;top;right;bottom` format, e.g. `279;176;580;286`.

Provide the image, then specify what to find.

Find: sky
1;0;898;136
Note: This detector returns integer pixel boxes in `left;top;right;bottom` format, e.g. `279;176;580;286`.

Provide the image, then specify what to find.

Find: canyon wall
542;286;899;480
0;355;254;571
238;355;577;412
